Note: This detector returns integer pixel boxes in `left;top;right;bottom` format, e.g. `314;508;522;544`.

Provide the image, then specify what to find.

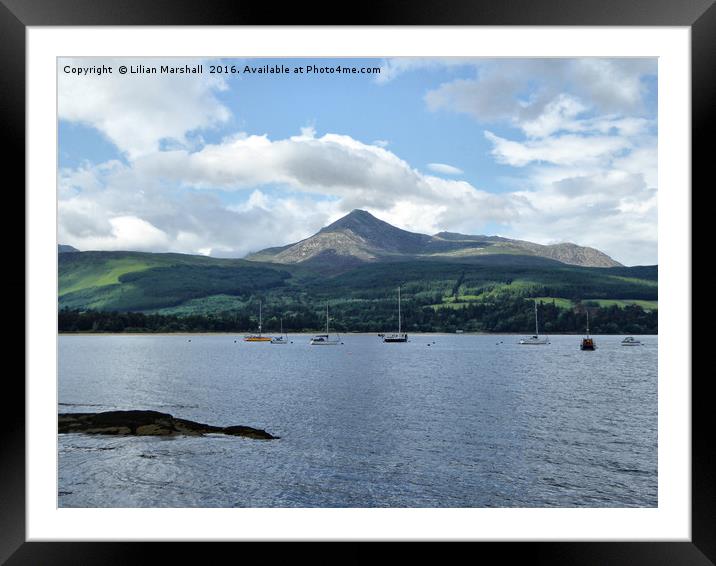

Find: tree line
59;297;657;334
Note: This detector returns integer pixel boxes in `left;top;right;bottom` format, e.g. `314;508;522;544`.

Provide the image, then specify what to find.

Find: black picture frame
7;0;708;563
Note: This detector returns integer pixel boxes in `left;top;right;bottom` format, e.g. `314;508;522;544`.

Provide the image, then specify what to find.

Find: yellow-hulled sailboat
244;300;272;342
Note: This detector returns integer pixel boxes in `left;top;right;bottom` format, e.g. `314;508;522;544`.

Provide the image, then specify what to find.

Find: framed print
7;0;710;563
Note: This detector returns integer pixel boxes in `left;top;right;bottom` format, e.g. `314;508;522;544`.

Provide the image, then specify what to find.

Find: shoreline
58;331;658;337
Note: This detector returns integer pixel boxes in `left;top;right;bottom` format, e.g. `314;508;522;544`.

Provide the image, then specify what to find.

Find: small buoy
427;344;431;347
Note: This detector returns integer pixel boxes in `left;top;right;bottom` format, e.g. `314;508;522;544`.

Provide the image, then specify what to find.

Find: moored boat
519;300;550;345
580;310;596;350
383;285;408;343
310;303;341;345
244;301;272;342
271;318;288;344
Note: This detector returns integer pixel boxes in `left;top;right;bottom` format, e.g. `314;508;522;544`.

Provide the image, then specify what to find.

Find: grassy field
531;297;574;309
585;299;658;310
59;258;154;296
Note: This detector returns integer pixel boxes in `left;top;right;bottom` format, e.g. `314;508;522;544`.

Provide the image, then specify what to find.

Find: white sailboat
383;285;408;343
310;303;341;345
271;317;288;344
519;300;550;345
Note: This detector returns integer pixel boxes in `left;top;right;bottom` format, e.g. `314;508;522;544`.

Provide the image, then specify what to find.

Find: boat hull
244;336;272;342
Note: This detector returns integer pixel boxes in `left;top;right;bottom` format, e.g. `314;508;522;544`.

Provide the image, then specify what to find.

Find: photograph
57;56;659;509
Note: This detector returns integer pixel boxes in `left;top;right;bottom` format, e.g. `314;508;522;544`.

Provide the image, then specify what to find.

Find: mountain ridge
246;209;622;268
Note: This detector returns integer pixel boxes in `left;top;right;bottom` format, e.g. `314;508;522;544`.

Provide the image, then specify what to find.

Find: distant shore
58;331;657;336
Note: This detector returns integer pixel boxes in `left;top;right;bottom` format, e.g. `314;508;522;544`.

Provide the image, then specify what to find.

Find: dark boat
580;310;596;350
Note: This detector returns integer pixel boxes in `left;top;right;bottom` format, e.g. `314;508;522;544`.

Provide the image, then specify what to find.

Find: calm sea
58;333;657;507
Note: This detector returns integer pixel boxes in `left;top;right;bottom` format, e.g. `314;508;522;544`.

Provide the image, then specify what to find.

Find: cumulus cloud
58;58;231;158
423;58;656;128
506;174;657;266
129;131;514;220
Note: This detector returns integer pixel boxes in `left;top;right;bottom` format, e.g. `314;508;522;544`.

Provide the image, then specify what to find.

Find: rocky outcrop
58;410;278;439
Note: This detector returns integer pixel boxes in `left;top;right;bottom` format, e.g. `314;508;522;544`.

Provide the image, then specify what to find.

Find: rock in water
58;410;278;439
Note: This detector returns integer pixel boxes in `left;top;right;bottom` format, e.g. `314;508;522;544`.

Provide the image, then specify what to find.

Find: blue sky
58;57;658;265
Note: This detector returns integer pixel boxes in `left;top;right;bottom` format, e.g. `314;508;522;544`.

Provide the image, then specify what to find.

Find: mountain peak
246;212;622;268
321;209;388;233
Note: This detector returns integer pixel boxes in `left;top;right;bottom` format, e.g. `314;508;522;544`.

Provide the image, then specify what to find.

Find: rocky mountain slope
247;210;622;268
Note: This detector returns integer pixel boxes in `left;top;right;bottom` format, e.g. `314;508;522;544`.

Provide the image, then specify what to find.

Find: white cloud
501;165;657;265
58;58;231;158
59;214;171;252
484;131;633;168
422;58;656;126
427;163;464;176
519;94;588;138
130;132;509;218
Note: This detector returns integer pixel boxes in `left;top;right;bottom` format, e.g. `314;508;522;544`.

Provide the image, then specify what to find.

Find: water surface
58;333;657;507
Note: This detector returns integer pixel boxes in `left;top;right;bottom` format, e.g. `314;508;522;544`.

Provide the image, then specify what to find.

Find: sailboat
244;300;272;342
383;285;408;343
310;303;341;345
519;300;550;344
580;310;596;350
271;318;288;344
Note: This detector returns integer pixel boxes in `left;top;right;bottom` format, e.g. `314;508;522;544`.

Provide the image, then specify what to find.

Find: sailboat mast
326;302;329;334
534;300;539;335
259;300;262;335
586;310;590;336
398;285;401;334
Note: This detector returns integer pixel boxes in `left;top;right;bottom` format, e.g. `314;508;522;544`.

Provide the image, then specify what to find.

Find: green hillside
59;250;657;333
59;251;295;311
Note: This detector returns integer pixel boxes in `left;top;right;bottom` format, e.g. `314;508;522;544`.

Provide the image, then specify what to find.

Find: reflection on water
59;334;657;507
